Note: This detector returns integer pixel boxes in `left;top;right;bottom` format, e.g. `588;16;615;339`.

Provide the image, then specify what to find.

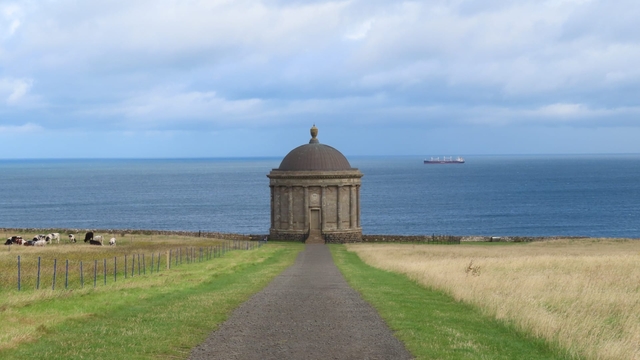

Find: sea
0;155;639;238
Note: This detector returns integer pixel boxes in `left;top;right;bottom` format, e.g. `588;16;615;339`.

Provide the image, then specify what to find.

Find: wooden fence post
93;260;97;288
80;261;84;288
65;259;69;289
114;257;117;282
37;257;41;290
17;255;21;291
104;259;107;285
52;259;57;290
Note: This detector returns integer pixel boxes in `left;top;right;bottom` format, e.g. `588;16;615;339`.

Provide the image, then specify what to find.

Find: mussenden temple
267;125;363;244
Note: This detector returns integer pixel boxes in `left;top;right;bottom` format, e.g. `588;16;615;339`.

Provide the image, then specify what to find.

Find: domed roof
277;125;353;171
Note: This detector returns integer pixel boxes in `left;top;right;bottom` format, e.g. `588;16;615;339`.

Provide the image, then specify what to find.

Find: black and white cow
45;233;60;244
4;236;23;245
84;232;103;245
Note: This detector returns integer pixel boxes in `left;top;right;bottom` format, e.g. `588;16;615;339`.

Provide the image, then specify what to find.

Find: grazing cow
35;234;46;241
84;232;94;242
94;235;103;243
109;237;116;246
23;240;36;246
34;239;47;246
5;236;23;245
45;233;60;244
68;234;76;243
89;239;103;246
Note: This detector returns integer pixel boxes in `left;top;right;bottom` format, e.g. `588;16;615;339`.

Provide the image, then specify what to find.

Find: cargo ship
424;156;465;164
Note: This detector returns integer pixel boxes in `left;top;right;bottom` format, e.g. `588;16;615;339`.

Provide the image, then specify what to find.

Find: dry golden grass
346;239;640;360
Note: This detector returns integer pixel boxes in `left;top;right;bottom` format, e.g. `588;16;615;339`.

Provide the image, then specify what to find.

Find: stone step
305;230;325;244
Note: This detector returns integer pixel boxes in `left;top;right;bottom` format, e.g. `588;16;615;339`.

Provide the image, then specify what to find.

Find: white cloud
344;19;374;41
1;0;640;141
83;86;265;129
1;4;22;38
536;103;586;117
0;122;43;134
0;77;33;104
11;0;349;71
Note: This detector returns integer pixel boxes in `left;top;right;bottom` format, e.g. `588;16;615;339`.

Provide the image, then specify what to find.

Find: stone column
274;186;281;229
337;185;342;230
349;185;355;229
304;186;309;231
321;185;326;231
270;185;274;229
288;186;293;230
356;185;361;228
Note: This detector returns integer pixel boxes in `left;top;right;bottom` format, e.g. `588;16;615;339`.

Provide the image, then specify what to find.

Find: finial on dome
309;124;319;144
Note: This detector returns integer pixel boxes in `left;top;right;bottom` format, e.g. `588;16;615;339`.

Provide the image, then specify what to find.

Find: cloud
1;4;22;38
9;0;349;73
0;122;43;134
344;19;374;41
1;0;639;153
0;78;33;104
80;86;266;130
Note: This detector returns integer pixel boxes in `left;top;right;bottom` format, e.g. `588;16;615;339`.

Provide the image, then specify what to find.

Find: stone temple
267;125;363;243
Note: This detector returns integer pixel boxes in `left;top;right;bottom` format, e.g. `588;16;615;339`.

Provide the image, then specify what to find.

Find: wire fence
10;240;265;292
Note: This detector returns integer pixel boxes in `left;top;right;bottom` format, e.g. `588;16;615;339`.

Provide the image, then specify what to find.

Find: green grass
1;233;247;291
0;242;303;359
330;245;571;360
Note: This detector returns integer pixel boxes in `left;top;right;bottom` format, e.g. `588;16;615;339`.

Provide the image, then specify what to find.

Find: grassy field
0;238;302;359
1;232;241;291
345;239;640;360
331;244;567;360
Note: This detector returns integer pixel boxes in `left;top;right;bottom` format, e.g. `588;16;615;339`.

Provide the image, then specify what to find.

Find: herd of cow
4;231;117;247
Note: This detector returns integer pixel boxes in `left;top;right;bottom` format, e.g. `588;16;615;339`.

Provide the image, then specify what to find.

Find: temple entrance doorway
306;208;323;243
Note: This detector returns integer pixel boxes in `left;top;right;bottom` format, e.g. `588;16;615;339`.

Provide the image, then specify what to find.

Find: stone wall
323;231;362;244
460;235;588;242
3;227;592;244
268;231;307;242
362;234;461;244
0;228;253;241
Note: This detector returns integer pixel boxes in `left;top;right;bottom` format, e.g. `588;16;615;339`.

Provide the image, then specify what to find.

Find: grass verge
0;242;302;359
330;244;569;360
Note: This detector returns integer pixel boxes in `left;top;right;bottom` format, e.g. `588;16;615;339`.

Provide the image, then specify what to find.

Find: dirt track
189;244;413;360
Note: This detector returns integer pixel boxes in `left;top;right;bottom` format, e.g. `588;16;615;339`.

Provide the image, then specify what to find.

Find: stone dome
277;125;353;171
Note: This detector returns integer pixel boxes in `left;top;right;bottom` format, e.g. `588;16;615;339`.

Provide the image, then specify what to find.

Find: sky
1;0;639;159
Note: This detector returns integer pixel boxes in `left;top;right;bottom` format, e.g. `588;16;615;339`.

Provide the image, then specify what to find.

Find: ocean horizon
1;154;639;238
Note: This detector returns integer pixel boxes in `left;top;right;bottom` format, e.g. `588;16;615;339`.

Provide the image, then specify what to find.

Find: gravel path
189;244;413;360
